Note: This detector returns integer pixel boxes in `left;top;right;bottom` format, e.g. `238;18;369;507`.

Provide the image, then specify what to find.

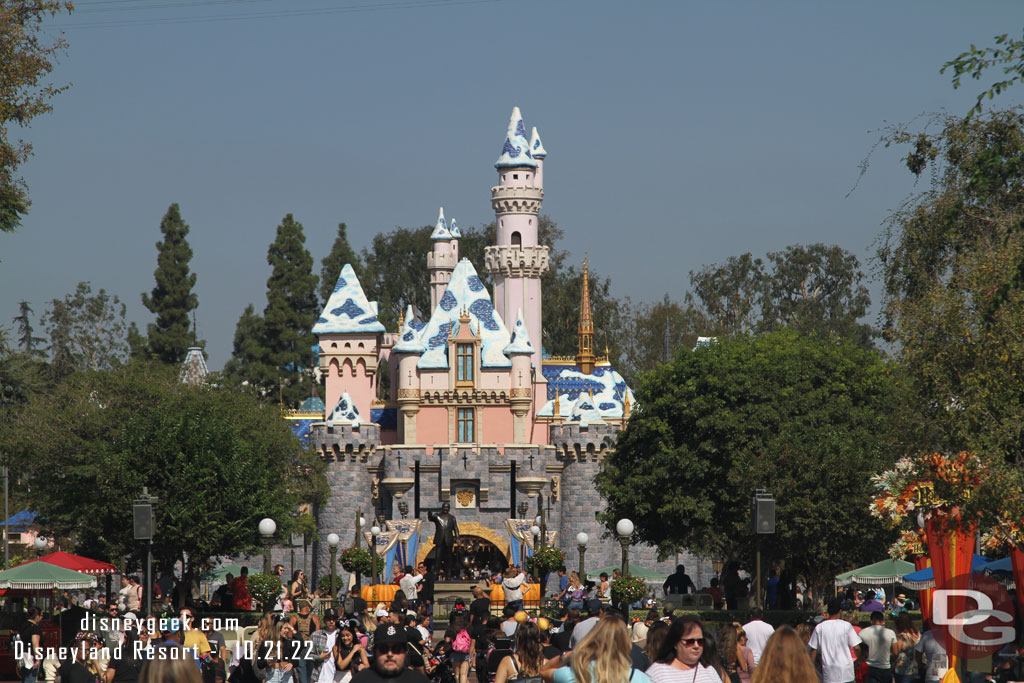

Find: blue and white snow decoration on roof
495;106;537;169
415;259;512;369
449;218;462;239
313;264;386;334
566;394;605;427
538;363;634;421
393;305;427;355
529;126;547;159
431;207;453;241
503;308;535;356
328;392;361;427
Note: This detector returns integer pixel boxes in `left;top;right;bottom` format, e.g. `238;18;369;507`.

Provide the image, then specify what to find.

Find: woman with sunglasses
647;617;722;683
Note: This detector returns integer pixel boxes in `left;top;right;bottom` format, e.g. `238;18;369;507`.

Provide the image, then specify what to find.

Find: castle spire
576;257;596;374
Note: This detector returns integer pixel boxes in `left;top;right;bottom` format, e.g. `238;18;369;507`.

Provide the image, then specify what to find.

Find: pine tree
237;214;319;406
319;222;363;305
11;301;45;358
141;203;200;363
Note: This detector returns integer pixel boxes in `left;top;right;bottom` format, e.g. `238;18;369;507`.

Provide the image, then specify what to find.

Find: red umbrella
15;550;116;575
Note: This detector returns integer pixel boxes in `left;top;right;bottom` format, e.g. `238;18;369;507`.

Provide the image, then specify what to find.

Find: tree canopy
595;331;905;595
43;282;129;376
877;109;1024;463
944;31;1024;117
141;203;201;364
0;1;73;234
1;362;327;595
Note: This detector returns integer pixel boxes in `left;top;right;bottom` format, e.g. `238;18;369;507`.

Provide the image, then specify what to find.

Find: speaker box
133;504;153;540
753;497;775;534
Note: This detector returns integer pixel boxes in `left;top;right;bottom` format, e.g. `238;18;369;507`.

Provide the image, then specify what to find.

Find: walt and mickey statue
427;502;460;579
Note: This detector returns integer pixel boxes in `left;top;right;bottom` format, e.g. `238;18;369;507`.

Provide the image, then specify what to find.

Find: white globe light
370;526;381;536
616;518;634;537
327;533;340;548
535;516;542;525
530;525;541;536
34;536;47;550
576;532;589;546
258;518;277;537
359;516;367;527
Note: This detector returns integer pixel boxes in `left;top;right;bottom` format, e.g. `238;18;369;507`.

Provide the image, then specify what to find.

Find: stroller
425;641;456;683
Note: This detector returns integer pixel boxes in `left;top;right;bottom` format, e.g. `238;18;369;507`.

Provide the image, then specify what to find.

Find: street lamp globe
359;516;367;527
575;532;589;547
34;536;47;550
530;525;540;537
616;518;634;538
258;518;277;538
327;533;340;548
370;526;381;536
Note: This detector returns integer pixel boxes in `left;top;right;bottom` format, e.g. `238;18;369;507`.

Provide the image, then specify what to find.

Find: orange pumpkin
361;583;400;605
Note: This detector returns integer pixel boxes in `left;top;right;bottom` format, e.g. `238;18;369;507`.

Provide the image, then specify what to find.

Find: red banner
1011;546;1024;626
926;515;977;683
914;554;933;623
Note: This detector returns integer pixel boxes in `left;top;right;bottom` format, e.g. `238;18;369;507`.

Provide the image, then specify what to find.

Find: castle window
457;408;475;443
511;231;522;247
456;343;474;385
513;173;519;180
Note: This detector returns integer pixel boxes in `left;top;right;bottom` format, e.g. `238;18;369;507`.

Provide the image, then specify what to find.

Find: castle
283;108;702;588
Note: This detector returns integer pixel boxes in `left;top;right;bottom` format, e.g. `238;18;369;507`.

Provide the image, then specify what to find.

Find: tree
876;109;1024;462
759;244;874;346
617;294;703;381
319;222;363;306
0;1;73;233
541;263;623;360
943;31;1024;117
595;331;906;597
0;362;328;600
222;304;270;393
141;203;200;364
359;225;433;330
43;282;129;375
12;300;45;358
686;253;767;336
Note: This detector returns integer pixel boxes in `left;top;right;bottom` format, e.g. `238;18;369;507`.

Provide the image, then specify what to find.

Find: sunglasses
679;638;704;647
375;644;408;655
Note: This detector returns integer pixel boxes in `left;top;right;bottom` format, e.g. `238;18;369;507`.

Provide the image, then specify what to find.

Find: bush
611;575;647;605
339;547;383;576
247;573;284;611
525;545;565;578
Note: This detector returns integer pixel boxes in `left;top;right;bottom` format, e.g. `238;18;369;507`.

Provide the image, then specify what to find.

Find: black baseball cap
375;623;408;646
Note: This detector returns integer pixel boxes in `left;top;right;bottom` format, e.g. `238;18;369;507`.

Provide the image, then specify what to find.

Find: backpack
453;629;471;653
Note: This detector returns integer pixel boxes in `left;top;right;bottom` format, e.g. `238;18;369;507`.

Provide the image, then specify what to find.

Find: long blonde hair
360;611;377;633
139;653;203;683
568;571;581;589
571;617;631;683
750;626;818;683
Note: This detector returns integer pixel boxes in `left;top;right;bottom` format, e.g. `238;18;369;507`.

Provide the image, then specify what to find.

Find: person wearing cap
310;608;342;683
351;623;428;683
64;632;103;683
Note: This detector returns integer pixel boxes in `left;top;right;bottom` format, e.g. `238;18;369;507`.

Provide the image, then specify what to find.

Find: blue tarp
2;510;38;531
901;554;993;589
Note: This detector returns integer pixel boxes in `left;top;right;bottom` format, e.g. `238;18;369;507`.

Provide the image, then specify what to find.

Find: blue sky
2;0;1021;369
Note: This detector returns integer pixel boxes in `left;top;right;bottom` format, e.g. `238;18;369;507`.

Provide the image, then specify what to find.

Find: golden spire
397;308;405;330
553;392;561;421
576;256;596;374
623;391;631;420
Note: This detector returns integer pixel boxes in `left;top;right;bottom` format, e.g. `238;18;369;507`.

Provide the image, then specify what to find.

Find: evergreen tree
11;301;45;358
141;203;200;363
222;304;270;393
319;222;363;306
261;214;319;405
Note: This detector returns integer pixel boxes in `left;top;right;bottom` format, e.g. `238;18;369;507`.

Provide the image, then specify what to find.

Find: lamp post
33;536;46;558
354;512;366;589
616;518;634;577
327;533;340;600
259;518;276;574
133;487;158;616
370;525;381;585
576;532;588;580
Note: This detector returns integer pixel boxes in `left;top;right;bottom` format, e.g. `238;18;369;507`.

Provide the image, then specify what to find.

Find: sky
2;0;1022;370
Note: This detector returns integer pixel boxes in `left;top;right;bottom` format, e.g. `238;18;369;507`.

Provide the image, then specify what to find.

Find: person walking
350;623;428;683
740;608;774;666
750;626;818;683
891;613;919;683
858;611;896;683
547;615;653;683
809;598;862;683
646;616;723;683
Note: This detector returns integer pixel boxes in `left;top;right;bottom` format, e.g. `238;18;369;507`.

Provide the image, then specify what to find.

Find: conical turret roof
328;392;361;427
503;308;535;356
430;207;453;241
393;305;427;355
313;264;386;334
495;106;537;169
448;218;462;238
529;126;547;159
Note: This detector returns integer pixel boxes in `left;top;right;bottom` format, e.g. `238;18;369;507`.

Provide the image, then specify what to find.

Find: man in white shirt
809;598;862;683
859;611;897;682
502;567;528;611
741;607;775;665
398;564;422;605
914;626;949;683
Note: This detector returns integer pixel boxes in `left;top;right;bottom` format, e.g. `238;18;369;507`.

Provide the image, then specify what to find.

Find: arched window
511;231;522;247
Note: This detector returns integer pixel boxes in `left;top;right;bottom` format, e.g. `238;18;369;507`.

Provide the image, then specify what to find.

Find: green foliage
339;547;382;576
0;1;74;233
611;575;647;605
360;224;433;330
43;282;129;375
248;573;285;612
141;203;201;364
0;361;328;588
524;545;565;577
943;32;1024;117
618;294;704;381
595;331;905;596
876;110;1024;462
11;301;44;358
319;222;363;306
224;215;319;406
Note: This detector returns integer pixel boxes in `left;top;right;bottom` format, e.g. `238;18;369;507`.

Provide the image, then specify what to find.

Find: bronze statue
428;502;460;578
